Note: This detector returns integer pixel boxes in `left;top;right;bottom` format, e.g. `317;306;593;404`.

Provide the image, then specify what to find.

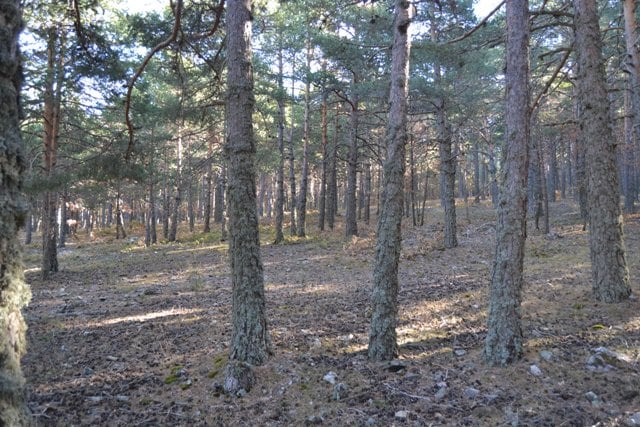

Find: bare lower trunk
484;0;530;366
225;0;270;386
574;0;631;302
368;0;411;361
0;2;33;421
345;91;359;238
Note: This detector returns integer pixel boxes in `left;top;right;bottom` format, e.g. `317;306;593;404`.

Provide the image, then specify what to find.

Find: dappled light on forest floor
20;202;640;425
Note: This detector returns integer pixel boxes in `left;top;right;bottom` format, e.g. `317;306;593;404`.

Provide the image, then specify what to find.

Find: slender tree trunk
42;25;62;279
204;137;214;233
224;0;269;390
0;2;32;421
409;139;417;226
473;139;481;203
368;0;411;361
484;0;530;366
297;37;311;237
288;70;297;237
327;106;339;230
364;162;372;224
345;88;360;238
274;47;286;243
319;91;328;231
437;99;457;248
574;0;631;302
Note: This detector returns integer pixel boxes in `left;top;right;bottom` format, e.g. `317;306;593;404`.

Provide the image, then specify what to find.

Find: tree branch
446;0;505;45
124;0;184;161
531;48;572;113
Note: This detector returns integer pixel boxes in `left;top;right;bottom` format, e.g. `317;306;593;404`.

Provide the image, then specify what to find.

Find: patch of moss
164;365;184;385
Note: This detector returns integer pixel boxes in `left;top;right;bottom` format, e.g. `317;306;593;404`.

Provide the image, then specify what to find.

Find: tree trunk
624;87;636;213
288;71;297;237
297;37;312;238
623;0;640;212
225;0;269;384
345;88;359;238
274;47;286;244
169;128;183;242
437;100;457;248
0;3;33;421
368;0;411;361
574;0;631;302
473;139;481;203
204;137;214;233
327;106;339;230
318;91;328;231
484;0;530;366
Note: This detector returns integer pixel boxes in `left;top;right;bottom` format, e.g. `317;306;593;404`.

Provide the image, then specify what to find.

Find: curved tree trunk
225;0;270;388
574;0;631;302
484;0;530;366
0;1;33;422
368;0;411;361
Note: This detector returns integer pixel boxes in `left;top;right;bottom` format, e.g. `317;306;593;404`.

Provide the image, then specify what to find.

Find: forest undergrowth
21;200;640;426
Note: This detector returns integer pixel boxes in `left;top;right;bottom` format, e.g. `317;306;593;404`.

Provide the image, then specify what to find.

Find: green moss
164;365;184;384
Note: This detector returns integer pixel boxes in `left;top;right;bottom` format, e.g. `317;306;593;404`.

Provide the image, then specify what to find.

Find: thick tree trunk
225;0;269;384
623;0;640;212
368;0;411;361
574;0;631;302
345;90;359;238
0;2;33;421
484;0;530;366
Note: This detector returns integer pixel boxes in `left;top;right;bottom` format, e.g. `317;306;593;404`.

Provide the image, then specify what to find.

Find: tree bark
225;0;270;379
0;1;33;421
203;137;214;233
623;0;640;212
345;88;359;238
484;0;530;366
297;36;312;237
574;0;631;302
318;91;328;231
368;0;411;361
274;47;286;244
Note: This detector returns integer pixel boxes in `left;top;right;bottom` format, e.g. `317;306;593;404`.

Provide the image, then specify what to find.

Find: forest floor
21;200;640;426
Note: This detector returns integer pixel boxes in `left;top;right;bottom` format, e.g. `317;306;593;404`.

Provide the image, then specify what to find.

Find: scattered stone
454;349;467;357
332;383;348;401
323;371;337;385
305;415;324;425
82;367;94;376
394;410;409;420
585;391;602;406
463;387;480;399
539;350;553;362
434;384;448;401
484;393;500;404
529;364;543;377
87;396;103;403
365;417;377;426
106;356;118;362
586;353;614;373
115;395;129;402
386;360;406;373
626;412;640;426
592;347;632;367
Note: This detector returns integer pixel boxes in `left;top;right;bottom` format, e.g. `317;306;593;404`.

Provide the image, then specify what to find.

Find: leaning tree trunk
0;1;33;422
484;0;530;366
368;0;411;361
574;0;631;302
224;0;270;393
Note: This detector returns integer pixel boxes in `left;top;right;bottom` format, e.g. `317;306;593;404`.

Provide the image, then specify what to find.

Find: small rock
586;354;614;372
626;412;640;426
365;417;377;426
394;410;409;420
434;385;447;401
386;360;406;372
593;347;633;365
539;350;553;361
323;371;337;385
82;367;94;376
332;383;348;401
115;395;129;402
87;396;103;403
454;349;467;357
106;356;118;362
529;364;543;377
305;415;324;425
236;388;247;398
463;387;480;399
585;391;603;407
